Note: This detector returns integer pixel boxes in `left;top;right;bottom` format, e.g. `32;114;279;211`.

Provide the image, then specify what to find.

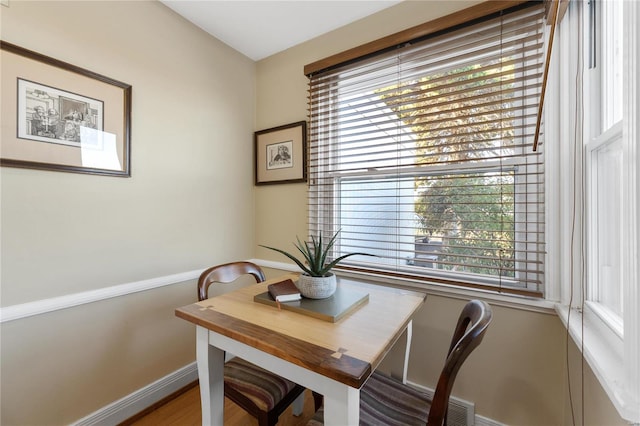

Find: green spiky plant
260;231;373;277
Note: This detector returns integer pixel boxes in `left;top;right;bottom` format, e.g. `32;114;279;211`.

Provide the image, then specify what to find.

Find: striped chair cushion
307;371;431;426
360;371;431;425
224;357;299;412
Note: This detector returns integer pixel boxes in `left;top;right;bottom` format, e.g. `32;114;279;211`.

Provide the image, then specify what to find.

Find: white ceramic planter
296;273;337;299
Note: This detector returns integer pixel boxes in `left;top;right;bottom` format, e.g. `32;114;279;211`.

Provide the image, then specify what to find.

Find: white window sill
555;304;640;423
252;258;556;314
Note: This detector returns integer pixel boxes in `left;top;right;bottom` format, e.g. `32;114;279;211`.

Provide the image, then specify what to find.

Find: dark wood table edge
175;304;372;388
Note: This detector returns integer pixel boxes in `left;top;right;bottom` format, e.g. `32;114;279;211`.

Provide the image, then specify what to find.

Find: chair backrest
427;299;493;426
197;261;266;301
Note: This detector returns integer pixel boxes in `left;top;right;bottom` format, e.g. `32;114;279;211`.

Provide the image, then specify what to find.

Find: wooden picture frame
255;121;307;185
1;41;132;177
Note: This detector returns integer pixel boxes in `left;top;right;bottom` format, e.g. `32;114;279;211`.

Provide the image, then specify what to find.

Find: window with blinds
307;3;546;297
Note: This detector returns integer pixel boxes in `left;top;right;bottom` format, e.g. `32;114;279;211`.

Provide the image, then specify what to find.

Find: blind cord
578;2;587;421
498;10;504;292
396;55;401;271
566;2;585;423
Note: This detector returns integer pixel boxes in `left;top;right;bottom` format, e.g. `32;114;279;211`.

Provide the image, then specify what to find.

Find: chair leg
257;411;272;426
312;391;324;411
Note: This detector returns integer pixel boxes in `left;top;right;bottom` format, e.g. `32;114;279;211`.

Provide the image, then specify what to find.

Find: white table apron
196;325;361;426
196;321;415;425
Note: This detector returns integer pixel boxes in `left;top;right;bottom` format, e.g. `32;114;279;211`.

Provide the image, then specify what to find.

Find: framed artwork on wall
0;41;132;177
255;121;307;185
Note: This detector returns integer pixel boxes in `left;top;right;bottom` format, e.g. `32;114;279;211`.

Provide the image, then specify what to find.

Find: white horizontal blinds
308;4;546;297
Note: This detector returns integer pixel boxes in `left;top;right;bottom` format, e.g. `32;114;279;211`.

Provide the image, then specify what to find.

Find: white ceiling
160;1;402;61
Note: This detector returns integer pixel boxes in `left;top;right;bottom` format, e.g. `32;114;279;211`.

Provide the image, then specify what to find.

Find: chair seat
360;371;431;425
307;371;431;426
225;357;300;412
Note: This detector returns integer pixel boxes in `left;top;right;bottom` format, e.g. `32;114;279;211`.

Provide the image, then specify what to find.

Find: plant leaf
296;236;315;271
320;230;339;269
262;230;376;277
312;234;323;272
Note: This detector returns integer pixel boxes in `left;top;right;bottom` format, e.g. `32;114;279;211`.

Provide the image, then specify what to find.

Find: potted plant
260;231;372;299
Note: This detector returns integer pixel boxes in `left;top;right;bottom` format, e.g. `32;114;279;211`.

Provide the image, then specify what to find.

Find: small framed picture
255;121;307;185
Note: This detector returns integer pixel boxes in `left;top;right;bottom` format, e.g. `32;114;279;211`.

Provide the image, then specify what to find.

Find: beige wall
1;1;256;424
0;0;628;425
255;1;627;425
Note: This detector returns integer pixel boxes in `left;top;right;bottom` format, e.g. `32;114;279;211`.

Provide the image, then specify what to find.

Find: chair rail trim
0;269;202;323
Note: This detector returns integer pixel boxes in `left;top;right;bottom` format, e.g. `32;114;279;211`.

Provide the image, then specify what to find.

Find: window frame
553;0;640;422
328;156;536;290
585;121;624;337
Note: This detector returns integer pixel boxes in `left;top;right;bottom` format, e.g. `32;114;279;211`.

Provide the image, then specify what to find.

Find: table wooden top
175;273;426;388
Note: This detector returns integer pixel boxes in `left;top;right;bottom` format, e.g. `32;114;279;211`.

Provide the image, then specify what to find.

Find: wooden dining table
175;273;426;425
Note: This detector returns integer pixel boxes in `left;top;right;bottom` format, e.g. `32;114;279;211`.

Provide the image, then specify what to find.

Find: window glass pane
602;0;623;128
590;134;624;317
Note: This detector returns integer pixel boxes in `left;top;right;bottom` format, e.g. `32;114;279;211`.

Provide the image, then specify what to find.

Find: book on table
267;278;301;302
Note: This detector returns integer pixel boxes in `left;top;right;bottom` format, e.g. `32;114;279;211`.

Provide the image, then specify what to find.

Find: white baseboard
475;414;506;426
72;362;198;426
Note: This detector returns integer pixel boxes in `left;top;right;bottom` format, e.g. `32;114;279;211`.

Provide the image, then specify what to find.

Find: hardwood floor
125;384;318;426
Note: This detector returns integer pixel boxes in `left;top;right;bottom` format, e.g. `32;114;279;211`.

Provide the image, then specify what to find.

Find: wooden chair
197;261;309;426
307;299;493;426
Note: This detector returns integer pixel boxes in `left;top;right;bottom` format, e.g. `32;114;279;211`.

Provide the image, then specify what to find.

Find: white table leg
196;326;225;426
292;392;305;416
323;385;360;425
403;320;413;384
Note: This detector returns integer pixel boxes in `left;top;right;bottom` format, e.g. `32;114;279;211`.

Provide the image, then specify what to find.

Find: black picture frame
1;41;132;177
254;121;307;185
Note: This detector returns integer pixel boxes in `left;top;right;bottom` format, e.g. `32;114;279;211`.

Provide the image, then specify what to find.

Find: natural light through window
308;4;546;297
